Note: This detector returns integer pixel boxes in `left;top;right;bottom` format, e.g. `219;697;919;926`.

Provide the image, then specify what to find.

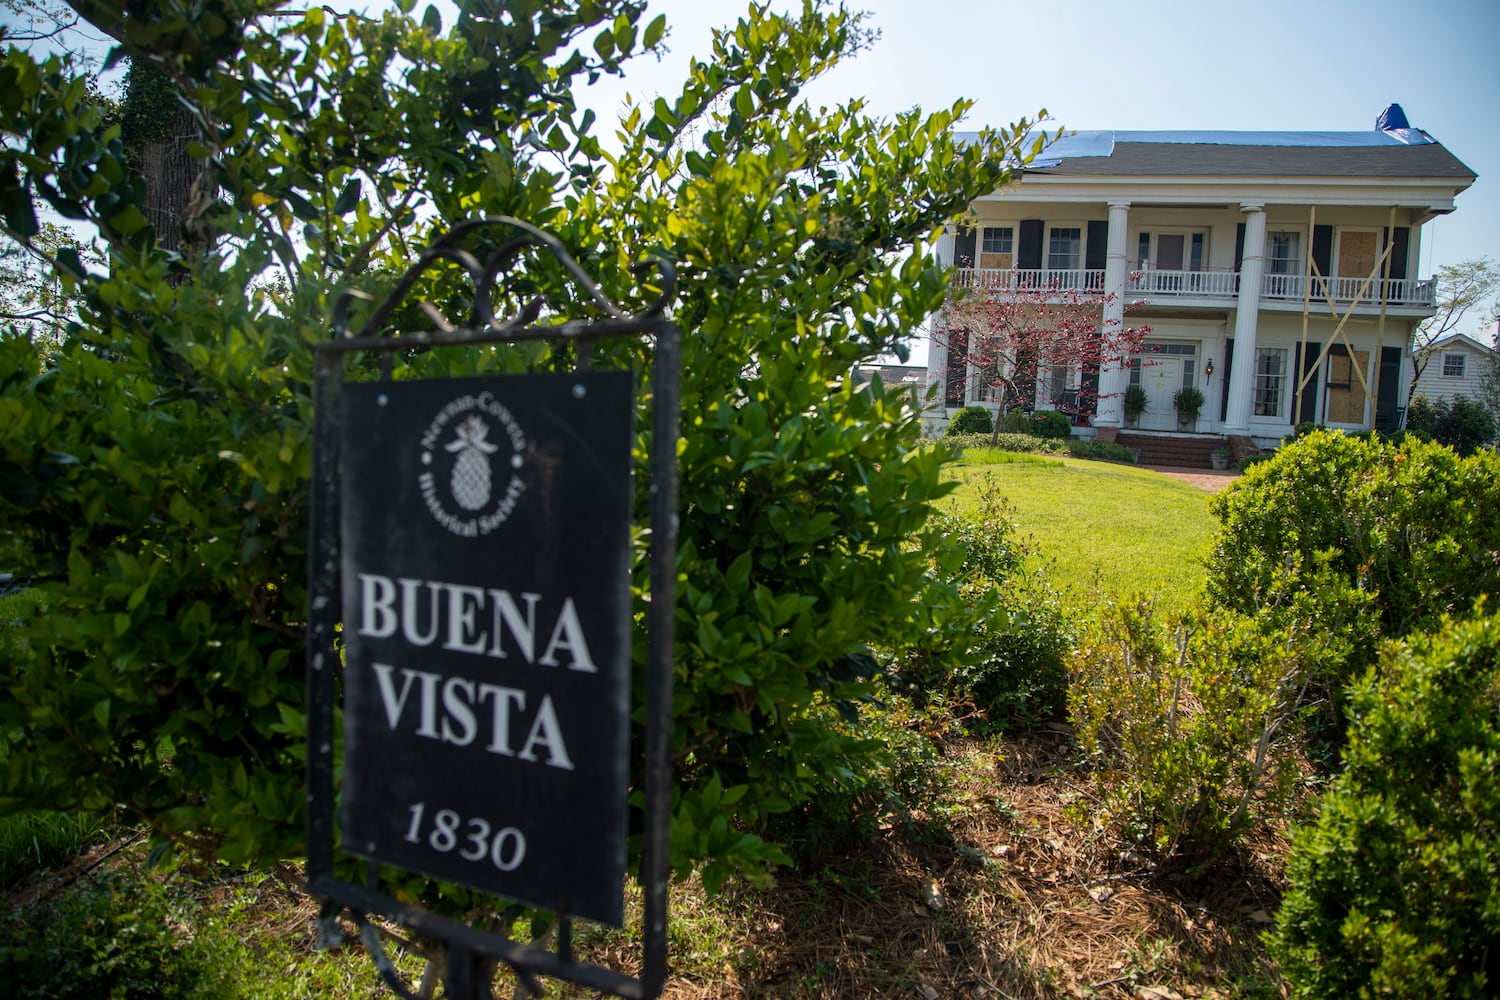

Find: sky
11;0;1498;351
568;0;1500;358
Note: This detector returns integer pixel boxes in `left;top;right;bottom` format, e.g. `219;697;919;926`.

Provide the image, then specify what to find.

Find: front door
1325;348;1370;425
1140;357;1182;431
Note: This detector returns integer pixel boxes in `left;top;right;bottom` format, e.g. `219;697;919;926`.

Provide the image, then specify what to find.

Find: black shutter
952;227;976;268
1297;341;1321;424
943;330;968;409
1311;225;1333;278
1018;219;1044;270
1234;223;1246;272
1376;346;1402;431
1085;220;1108;270
1220;339;1234;421
1085;221;1109;290
1080;361;1100;426
1388;227;1410;284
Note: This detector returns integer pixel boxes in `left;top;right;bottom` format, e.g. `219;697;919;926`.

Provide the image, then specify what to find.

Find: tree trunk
136;107;210;255
124;61;214;262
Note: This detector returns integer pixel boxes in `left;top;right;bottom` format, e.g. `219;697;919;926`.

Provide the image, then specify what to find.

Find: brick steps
1115;432;1228;469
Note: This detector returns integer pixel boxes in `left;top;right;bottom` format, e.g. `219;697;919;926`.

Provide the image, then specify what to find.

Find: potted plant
1123;384;1148;429
1173;385;1205;431
1210;445;1231;470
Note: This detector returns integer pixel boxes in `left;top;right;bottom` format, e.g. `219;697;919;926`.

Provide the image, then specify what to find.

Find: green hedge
940;432;1134;465
1272;613;1500;998
1206;431;1500;705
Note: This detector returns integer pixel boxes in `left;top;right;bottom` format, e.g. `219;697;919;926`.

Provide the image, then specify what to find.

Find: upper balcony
952;267;1438;310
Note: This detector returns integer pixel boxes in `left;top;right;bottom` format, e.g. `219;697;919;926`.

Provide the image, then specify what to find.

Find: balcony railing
952;268;1106;293
953;267;1438;308
1261;273;1436;307
1128;268;1238;297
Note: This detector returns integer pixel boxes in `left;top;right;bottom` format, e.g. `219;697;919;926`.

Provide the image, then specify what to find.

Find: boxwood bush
1272;613;1500;998
1029;408;1072;439
945;404;995;437
1206;430;1500;711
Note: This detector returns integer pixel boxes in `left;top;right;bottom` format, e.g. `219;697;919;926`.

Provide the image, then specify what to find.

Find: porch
952;267;1437;309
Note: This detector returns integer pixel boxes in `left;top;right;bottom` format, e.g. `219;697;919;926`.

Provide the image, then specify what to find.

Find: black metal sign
304;217;680;1000
340;372;633;924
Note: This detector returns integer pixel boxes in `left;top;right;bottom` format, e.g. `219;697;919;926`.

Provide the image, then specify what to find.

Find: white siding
1413;337;1497;406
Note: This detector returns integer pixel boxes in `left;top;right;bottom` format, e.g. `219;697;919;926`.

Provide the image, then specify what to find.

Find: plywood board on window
1326;349;1369;424
979;252;1013;270
1338;231;1378;281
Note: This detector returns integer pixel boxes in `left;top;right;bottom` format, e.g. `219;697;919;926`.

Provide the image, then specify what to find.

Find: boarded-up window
980;227;1013;269
1338;231;1378;281
1326;348;1369;424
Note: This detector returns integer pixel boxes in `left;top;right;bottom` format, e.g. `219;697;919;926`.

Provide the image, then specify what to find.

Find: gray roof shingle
1025;141;1475;180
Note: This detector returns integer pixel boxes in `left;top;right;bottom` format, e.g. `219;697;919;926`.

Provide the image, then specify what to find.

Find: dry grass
8;735;1289;999
485;734;1290;999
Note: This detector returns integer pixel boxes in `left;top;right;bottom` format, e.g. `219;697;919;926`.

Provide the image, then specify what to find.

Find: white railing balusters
952;268;1438;308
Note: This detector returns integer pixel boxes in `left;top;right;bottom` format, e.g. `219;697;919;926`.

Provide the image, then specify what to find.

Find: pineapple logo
445;416;499;511
417;392;527;537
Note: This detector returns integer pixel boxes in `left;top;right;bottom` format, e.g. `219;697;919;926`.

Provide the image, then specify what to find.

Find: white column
925;323;947;434
1223;203;1267;434
936;227;956;269
1094;200;1132;427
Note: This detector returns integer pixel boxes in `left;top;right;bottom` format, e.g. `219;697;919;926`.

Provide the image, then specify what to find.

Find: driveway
1148;465;1239;493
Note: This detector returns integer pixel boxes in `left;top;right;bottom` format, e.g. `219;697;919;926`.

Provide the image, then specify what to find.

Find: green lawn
941;456;1223;615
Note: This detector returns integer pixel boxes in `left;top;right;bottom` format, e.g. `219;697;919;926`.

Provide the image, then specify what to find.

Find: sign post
304;218;679;999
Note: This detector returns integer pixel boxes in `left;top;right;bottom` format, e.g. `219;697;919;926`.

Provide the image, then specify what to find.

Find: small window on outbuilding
1443;353;1466;377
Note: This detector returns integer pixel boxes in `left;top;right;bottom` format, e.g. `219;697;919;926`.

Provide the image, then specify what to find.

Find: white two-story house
925;106;1476;453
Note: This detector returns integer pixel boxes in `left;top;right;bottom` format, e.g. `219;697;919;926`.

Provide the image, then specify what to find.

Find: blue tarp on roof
959;118;1435;168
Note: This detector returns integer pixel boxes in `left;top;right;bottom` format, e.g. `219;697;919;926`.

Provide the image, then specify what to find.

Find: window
982;227;1013;255
1047;228;1082;270
1443;353;1467;378
1254;348;1287;417
1267;232;1301;275
1135;232;1208;270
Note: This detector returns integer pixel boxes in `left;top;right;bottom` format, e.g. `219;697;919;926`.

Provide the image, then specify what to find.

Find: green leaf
643;13;666;48
53;246;86;280
1;177;40;240
285;191;319;222
333;177;362;215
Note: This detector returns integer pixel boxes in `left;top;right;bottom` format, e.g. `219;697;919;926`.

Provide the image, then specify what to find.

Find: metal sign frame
304;217;679;999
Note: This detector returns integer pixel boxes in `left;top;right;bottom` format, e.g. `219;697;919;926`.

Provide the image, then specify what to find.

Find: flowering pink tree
937;278;1151;445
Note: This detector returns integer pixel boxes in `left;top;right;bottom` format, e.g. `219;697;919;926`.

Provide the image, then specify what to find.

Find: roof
1027;140;1476;180
851;363;928;387
956;126;1476;182
1419;333;1498;357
